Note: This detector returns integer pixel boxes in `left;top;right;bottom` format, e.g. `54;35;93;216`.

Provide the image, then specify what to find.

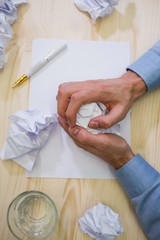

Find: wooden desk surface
0;1;160;239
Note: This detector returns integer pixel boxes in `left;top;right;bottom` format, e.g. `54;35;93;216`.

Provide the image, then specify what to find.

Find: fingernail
89;121;99;128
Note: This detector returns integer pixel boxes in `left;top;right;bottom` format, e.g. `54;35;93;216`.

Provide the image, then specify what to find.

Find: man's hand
58;116;134;169
57;71;147;129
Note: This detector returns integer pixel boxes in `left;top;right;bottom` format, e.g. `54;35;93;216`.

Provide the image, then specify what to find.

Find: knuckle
78;131;88;144
70;92;86;106
70;93;79;102
58;83;66;96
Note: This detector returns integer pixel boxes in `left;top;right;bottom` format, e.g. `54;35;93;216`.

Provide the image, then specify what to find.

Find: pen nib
12;74;28;88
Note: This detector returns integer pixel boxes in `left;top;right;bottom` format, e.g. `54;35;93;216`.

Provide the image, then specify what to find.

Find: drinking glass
7;191;58;240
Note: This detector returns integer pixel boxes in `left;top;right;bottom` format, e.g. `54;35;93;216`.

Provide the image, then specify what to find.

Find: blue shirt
115;41;160;239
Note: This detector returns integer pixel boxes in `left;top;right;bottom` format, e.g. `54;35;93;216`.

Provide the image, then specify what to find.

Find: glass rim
7;190;58;240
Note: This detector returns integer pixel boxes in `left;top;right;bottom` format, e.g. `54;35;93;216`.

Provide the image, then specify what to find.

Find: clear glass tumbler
7;191;58;240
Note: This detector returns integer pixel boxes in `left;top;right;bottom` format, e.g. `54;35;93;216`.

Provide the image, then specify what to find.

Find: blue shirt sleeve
128;41;160;91
115;154;160;239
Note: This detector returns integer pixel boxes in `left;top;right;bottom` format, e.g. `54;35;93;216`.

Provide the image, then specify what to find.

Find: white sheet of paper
27;39;130;179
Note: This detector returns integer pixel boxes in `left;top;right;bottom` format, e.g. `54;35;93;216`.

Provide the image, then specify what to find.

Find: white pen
12;43;67;88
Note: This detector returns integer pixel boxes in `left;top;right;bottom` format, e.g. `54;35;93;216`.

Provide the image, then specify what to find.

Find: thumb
69;126;101;145
89;105;126;129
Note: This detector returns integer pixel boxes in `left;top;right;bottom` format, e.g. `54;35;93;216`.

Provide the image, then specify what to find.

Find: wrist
121;70;147;101
114;152;135;170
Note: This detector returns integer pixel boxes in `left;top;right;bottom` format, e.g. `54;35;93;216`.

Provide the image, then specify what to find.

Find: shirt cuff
115;154;160;199
127;41;160;92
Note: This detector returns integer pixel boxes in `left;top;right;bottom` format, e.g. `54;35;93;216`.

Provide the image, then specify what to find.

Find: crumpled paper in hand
0;0;27;69
76;102;120;134
79;202;124;240
0;109;58;171
73;0;119;22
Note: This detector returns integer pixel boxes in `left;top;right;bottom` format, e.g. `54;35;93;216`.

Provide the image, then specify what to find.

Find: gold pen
12;43;67;88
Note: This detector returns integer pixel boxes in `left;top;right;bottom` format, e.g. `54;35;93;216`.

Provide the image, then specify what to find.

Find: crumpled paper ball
79;202;124;240
74;0;119;22
76;102;120;135
0;109;58;171
0;0;27;69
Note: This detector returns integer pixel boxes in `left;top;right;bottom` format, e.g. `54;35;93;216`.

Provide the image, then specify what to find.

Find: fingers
58;116;134;169
89;104;127;129
69;125;109;147
57;81;102;127
65;90;97;127
65;91;87;127
58;116;71;135
58;116;97;152
57;82;77;119
58;115;105;147
69;126;134;168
